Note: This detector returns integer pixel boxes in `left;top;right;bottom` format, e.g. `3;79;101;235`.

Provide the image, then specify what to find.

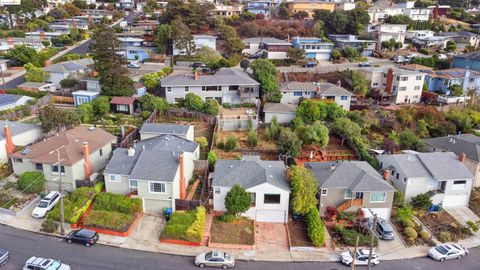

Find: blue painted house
134;83;147;97
453;51;480;72
123;47;153;61
291;37;334;61
423;68;480;95
72;91;100;107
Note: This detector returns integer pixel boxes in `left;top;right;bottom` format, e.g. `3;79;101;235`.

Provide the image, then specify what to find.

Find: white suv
32;191;60;218
23;257;70;270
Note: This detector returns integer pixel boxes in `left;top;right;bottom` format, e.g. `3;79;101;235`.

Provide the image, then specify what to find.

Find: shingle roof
263;103;297;113
423;68;480;79
305;161;395;192
212;155;290;191
18;82;53;88
454;51;480;60
242;37;291;45
423;134;480;162
0;121;40;141
129;150;179;182
11;126;116;165
278;82;352;96
43;58;93;73
110;96;136;105
0;94;21;106
139;123;192;137
160;68;259;87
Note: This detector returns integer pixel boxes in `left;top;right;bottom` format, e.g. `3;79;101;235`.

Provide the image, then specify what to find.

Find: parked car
23;257;70;270
393;56;408;64
194;251;235;269
127;62;141;69
190;62;207;69
66;228;99;247
32;191;61;218
376;220;395;240
340;249;380;267
302;62;317;68
428;244;468;262
0;248;8;267
358;62;371;67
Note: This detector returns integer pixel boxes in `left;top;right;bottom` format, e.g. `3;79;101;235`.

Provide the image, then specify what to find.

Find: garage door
362;208;391;221
143;198;172;212
443;195;468;207
256;210;286;223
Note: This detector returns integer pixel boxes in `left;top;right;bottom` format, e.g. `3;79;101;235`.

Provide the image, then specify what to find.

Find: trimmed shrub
393;191;405;206
84;210;135;232
467;220;479;232
186;206;206;241
404;227;418;239
218;213;236;222
334;224;376;246
94;182;104;193
41;218;58;233
162;206;205;242
437;231;452;242
305;208;325;246
17;171;45;194
402;219;415;228
93;192;142;214
224;136;237;152
410;193;432;209
207;151;217;169
420;230;431;240
247;129;257;147
47;187;96;224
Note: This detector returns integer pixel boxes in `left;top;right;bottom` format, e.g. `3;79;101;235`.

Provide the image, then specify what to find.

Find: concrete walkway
445;206;480;225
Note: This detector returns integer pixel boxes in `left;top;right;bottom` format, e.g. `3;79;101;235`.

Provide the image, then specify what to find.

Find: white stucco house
173;35;217;56
212;155;290;223
263;103;297;124
43;58;94;88
279;82;353;110
0;121;42;162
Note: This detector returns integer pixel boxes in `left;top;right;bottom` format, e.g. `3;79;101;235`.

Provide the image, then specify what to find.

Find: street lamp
49;146;65;235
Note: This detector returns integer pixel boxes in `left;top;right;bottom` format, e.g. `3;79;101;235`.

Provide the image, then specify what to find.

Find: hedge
186;206;206;241
83;210;135;232
93;192;142;214
47;187;97;224
162;206;206;242
305;208;325;246
16;171;45;194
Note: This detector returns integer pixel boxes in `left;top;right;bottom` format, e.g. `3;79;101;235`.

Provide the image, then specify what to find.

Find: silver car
194;251;235;269
23;257;70;270
428;244;468;262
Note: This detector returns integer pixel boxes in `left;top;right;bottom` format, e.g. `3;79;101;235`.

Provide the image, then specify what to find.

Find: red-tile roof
110;96;136;105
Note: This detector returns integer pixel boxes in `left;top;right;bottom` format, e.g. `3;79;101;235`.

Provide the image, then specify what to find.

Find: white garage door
256;210;286;223
362;208;391;221
443;195;468;207
143;198;172;213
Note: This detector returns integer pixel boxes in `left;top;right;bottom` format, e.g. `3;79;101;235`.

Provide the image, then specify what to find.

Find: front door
355;192;364;199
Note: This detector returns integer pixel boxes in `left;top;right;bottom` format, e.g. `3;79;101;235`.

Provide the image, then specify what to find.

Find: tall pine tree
90;24;134;96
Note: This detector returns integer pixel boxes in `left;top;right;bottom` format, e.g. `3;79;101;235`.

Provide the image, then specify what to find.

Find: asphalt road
0;225;479;270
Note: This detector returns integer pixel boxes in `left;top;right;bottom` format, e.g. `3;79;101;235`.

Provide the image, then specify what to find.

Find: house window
403;177;407;183
117;104;129;112
370;192;387;203
35;163;43;171
341;95;348;100
416;75;422;80
109;175;120;182
250;192;256;207
99;149;103;156
373;82;378;86
264;194;280;204
202;86;218;91
167;87;172;92
414;85;421;90
345;189;353;199
149;182;166;193
184;86;189;92
52;165;65;174
399;86;407;91
129;179;138;188
321;189;328;195
214;187;220;194
293;91;302;96
452;180;467;190
396;173;399;179
401;76;408;81
13;158;22;163
229;85;239;91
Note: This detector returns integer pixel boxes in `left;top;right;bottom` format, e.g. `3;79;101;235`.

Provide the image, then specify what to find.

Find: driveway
255;223;291;261
376;221;412;260
444;206;480;225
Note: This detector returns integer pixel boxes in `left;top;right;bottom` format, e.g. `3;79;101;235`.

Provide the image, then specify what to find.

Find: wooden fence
175;199;202;211
53;95;74;104
166;109;217;125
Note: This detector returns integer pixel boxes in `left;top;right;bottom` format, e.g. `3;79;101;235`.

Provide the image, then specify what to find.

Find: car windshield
435;246;449;255
38;201;49;208
224;253;230;260
46;260;61;270
205;252;213;261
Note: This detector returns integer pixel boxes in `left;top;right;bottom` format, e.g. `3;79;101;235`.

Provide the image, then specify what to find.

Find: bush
47;187;96;224
185;93;204;112
437;231;452;242
334;224;375;246
404;227;418;239
84;210;135;232
410;193;432;209
420;230;431;240
207;150;217;169
467;220;479;232
393;191;404;206
397;204;414;223
60;78;79;88
224;136;237;152
93;192;142;214
17;171;45;194
195;137;208;149
203;98;220;115
247;129;257;147
162;206;205;242
41;218;58;233
218;213;236;222
94;182;104;193
305;208;325;247
225;184;251;216
402;219;415;229
186;206;206;241
217;141;225;149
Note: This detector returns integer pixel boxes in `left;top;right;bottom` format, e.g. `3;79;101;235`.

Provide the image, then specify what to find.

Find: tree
225;184;251;217
446;109;473;132
331;117;362;145
277;2;291;19
293;11;309;20
92;96;110;117
250;59;281;102
343;46;360;60
345;70;369;96
331;48;342;60
72;0;87;9
290;166;318;215
240;22;259;38
6;45;40;66
203;98;220;115
17;171;45;194
24;63;48;82
139;94;169;114
38;104;80;133
64;3;81;17
278;127;303;158
218;24;244;56
448;84;463;96
185;93;204;112
386;14;413;24
142;72;162;90
90;25;134;96
312;20;325;38
153;24;171;54
240;59;250;71
77;103;94;123
398;129;422;150
171;18;195;55
143;0;159;13
299;121;329;147
5;0;46;29
195;137;208;149
287;48;305;63
207;150;217;169
446;40;457;52
196;46;222;67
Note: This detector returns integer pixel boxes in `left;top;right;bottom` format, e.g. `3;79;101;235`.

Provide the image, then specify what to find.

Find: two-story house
242;37;292;60
368;1;430;23
11;126;116;191
366;24;407;50
306;161;396;220
435;31;480;48
246;0;280;17
279;82;352;110
328;34;376;57
291;37;334;61
421;68;480;95
212;155;290;223
0;122;42;162
104;134;199;212
160;68;260;105
43;58;94;88
378;152;474;207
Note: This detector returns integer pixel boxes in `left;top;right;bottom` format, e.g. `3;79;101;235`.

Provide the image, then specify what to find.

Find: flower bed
161;206;206;244
390;207;435;246
83;210;135;232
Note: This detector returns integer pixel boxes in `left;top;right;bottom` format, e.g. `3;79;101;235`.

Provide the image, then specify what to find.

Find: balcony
238;87;259;98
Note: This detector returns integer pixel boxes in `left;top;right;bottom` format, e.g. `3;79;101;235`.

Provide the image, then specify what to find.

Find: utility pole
351;235;359;270
50;146;65;235
367;213;378;270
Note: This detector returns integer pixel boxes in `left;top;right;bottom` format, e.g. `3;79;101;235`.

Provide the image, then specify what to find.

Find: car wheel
198;263;205;268
439;257;445;262
457;255;463;260
85;242;91;247
67;239;72;243
222;265;228;269
346;262;351;267
370;262;376;267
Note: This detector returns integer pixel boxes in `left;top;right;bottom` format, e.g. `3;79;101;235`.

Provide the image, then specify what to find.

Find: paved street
0;224;479;270
277;58;395;73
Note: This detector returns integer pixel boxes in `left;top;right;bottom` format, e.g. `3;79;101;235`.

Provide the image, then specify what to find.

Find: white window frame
344;189;353;199
321;189;328;195
109;174;121;182
149;181;166;194
452;180;467;191
214;187;220;194
369;192;387;203
129;179;138;188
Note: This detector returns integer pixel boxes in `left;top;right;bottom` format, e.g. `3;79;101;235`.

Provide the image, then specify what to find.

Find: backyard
214;129;278;160
210;217;254;246
87;114;144;136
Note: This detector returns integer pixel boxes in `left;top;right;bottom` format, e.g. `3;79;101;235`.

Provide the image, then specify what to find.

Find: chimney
459;153;466;163
6;37;13;46
127;147;135;156
179;153;187;199
82;142;93;180
39;31;45;41
194;71;199;81
4;124;15;159
383;169;391;181
385;68;394;94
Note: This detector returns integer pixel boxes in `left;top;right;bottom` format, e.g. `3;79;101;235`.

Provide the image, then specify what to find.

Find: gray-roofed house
263;103;297;124
104;134;200;212
212;155;290;223
18;82;56;93
422;134;480;187
242;37;292;59
0;121;42;162
377;152;474;207
43;58;94;88
160;68;260;105
306;161;395;220
139;123;194;141
0;94;34;111
279;82;352;110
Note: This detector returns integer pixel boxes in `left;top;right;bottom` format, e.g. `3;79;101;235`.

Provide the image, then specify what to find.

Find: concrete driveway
255;223;291;261
376;221;410;260
444;206;480;225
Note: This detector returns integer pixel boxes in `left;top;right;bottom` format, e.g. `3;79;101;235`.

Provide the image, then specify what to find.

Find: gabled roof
278;82;352;96
140;123;192;137
212;155;290;191
423;134;480;162
43;58;93;74
18;82;54;88
305;161;395;192
11;126;116;166
0;94;22;106
110;96;136;105
0;121;40;141
160;68;259;87
423;68;480;79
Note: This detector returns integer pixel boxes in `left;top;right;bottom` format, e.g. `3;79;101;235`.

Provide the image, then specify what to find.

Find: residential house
286;1;335;19
246;1;279;17
435;31;480;49
18;82;56;93
80;78;101;93
118;37;144;48
368;0;430;23
139;123;194;141
328;34;376;56
366;24;407;50
242;37;292;60
25;31;63;41
453;51;480;72
361;67;425;104
291;37;334;61
279;82;352;110
11;126;116;191
0;94;34;111
263;103;297;124
133;83;147;97
160;68;260;105
378;152;474;207
211;4;243;17
306;161;395;220
104;134;200;212
173;35;216;56
212;155;290;223
72;91;99;107
422;134;480;187
0;121;42;162
0;37;44;52
116;0;134;10
110;96;138;115
422;68;480;95
406;30;452;50
49;19;89;33
43;58;94;88
429;5;451;19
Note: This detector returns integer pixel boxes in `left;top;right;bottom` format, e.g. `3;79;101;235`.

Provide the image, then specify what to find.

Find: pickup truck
0;248;9;267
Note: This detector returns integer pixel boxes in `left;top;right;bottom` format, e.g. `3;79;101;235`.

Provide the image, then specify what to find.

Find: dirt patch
278;71;352;90
210;217;254;245
214;129;279;160
288;220;313;247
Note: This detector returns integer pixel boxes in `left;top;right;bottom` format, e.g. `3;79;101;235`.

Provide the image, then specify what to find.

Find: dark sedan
66;229;99;247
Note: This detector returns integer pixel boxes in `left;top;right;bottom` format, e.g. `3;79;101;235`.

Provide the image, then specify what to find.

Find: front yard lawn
161;206;206;242
210;217;254;245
